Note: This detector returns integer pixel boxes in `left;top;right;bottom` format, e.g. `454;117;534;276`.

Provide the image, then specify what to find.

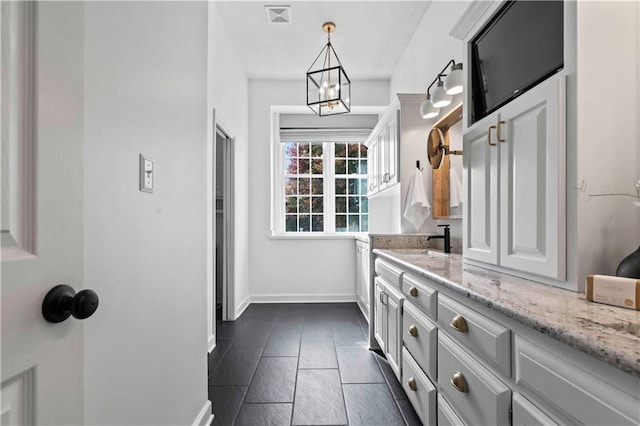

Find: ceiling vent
264;5;291;24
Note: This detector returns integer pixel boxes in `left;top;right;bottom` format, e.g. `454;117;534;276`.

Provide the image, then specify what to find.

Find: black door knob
42;284;99;323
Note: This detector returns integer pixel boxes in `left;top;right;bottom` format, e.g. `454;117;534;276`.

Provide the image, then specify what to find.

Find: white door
1;2;86;424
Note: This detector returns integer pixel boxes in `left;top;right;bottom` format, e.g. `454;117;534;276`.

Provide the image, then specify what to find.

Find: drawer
402;301;437;381
402;273;438;319
437;394;465;426
402;347;436;426
375;258;403;288
437;295;511;376
515;337;639;425
512;393;558;426
438;333;511;426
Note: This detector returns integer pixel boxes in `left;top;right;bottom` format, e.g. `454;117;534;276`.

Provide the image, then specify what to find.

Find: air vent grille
264;5;291;24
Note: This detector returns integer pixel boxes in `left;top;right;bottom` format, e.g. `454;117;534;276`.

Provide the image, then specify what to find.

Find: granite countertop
374;248;640;377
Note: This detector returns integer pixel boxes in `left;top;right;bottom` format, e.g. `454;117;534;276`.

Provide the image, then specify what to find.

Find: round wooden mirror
427;127;445;169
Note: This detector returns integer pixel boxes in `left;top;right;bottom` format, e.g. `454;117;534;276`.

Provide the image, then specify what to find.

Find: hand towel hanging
449;168;464;208
403;167;431;231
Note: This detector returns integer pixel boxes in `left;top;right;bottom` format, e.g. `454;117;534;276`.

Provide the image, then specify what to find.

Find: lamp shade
431;81;452;108
420;96;439;119
444;63;463;95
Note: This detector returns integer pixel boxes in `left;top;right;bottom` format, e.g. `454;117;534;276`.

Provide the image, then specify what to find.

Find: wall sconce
419;60;463;119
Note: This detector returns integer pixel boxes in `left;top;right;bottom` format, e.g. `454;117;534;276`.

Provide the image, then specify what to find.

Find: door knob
42;284;99;323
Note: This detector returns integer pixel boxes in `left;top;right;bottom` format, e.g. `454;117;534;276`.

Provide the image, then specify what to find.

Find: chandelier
306;22;351;116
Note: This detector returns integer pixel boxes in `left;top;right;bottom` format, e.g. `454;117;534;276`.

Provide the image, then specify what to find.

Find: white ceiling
213;1;432;80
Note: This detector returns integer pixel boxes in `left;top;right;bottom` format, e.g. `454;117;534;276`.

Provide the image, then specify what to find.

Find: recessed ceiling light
264;5;291;24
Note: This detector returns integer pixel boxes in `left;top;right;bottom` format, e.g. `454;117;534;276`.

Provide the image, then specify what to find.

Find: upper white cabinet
463;77;566;280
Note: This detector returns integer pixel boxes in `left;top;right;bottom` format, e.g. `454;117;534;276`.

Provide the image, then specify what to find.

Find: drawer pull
449;315;468;333
407;377;418;391
408;325;418;337
450;371;469;393
409;286;418;297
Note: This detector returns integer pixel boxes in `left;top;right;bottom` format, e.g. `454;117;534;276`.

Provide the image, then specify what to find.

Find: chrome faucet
427;224;451;253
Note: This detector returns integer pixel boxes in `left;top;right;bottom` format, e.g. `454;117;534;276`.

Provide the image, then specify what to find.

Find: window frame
270;108;379;239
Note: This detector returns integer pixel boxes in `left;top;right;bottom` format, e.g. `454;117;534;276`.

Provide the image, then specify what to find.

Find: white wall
575;1;640;285
83;2;209;424
208;3;250;322
248;79;389;302
388;1;470;242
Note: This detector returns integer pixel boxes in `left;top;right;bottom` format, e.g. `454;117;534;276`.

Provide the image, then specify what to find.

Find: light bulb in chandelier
431;81;452;108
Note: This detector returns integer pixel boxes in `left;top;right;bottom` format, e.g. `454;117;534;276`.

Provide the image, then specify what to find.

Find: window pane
348;178;359;195
348;160;358;174
336;197;346;213
284;142;298;157
335;159;346;175
299;158;310;174
335;178;346;195
286;196;297;213
359;160;367;174
348;215;360;232
311;159;323;174
299;178;310;195
362;215;369;232
311;178;323;195
360;196;368;213
336;215;347;232
286;215;297;232
299;143;310;157
312;215;324;232
348;196;359;213
359;144;368;157
360;179;368;195
284;157;297;174
299;197;310;213
348;144;359;157
311;144;323;158
312;196;323;213
299;215;310;232
285;178;297;195
335;143;346;157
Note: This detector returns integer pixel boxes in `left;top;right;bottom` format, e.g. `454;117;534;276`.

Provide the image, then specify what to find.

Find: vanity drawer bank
370;248;640;425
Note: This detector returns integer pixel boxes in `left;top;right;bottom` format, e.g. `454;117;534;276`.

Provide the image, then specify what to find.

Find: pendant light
306;22;351;116
419;60;464;120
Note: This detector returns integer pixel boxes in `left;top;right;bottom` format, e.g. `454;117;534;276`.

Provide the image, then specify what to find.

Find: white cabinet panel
463;114;499;265
355;241;370;320
385;284;403;380
374;278;386;353
499;78;565;280
403;301;437;382
402;347;437;426
512;393;558;426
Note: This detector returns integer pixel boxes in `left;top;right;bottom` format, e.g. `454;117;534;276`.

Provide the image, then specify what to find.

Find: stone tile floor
208;303;422;425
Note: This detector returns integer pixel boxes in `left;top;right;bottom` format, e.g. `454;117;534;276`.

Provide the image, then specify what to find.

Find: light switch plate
139;154;154;193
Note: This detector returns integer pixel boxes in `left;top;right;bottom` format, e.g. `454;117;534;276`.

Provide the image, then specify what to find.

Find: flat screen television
470;0;564;124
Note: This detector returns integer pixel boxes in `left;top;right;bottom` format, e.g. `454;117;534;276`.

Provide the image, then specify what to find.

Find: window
280;141;368;234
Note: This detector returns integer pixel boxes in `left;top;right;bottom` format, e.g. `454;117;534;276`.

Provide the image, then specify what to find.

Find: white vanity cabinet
355;239;370;320
463;76;566;281
370;251;640;426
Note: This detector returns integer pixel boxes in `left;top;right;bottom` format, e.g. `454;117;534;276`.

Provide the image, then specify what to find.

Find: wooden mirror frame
431;104;463;219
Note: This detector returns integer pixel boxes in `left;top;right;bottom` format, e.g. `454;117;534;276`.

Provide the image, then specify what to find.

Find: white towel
449;168;463;208
403;168;431;231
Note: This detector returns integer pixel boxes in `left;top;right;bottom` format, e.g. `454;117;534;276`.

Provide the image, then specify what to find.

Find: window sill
268;233;368;241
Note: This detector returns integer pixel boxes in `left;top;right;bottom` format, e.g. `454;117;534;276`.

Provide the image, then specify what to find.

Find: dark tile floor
208;303;422;426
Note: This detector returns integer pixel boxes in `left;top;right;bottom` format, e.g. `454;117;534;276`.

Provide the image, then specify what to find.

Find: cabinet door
374;278;386;352
368;139;380;195
378;130;389;190
385;110;399;186
384;284;403;380
361;243;370;315
355;243;363;304
498;77;565;280
462;114;499;264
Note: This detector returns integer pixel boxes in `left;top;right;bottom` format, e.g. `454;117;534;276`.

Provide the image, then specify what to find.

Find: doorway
214;124;234;332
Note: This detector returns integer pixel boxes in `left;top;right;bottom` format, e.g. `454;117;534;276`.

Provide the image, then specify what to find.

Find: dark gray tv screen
471;0;564;123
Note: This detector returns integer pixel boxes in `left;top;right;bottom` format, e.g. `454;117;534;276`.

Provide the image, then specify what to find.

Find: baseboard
193;400;213;426
207;334;216;354
235;295;251;319
250;293;357;303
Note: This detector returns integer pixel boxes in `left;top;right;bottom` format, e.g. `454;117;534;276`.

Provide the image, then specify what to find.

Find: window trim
270;106;385;238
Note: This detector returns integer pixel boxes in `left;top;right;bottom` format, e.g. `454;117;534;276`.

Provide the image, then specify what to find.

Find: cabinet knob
407;377;417;391
450;371;469;393
409;286;418;297
449;315;468;333
408;325;418;337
